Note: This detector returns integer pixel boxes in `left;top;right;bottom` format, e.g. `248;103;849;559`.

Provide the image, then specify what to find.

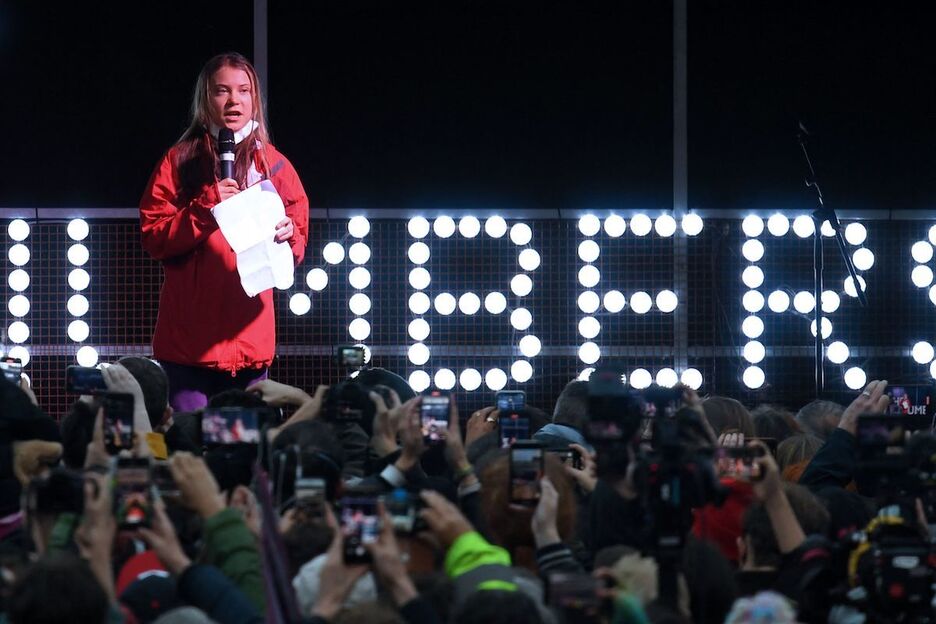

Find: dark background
3;1;934;212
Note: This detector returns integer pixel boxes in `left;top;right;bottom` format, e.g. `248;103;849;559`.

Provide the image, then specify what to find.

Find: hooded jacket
139;139;309;374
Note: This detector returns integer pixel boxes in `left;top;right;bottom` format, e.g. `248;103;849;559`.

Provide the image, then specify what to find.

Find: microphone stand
797;123;868;397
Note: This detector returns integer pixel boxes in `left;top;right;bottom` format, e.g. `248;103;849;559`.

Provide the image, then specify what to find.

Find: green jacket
201;507;266;613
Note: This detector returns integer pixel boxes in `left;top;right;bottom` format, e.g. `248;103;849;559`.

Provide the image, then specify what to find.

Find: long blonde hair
174;53;272;197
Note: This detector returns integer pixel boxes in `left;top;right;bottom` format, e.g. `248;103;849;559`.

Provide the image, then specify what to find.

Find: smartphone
113;457;153;530
295;477;327;518
336;345;365;368
0;357;22;385
748;436;778;457
548;447;583;470
547;572;603;622
509;441;544;506
714;446;765;481
496;390;525;411
201;407;262;446
885;385;936;418
499;410;531;448
382;488;425;534
65;365;107;394
101;392;134;455
340;496;380;564
420;390;450;444
152;461;179;498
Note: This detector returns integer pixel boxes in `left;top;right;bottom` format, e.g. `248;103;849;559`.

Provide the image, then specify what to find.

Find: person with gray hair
794;400;844;440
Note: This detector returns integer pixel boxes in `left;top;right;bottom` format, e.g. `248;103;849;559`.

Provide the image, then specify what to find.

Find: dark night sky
2;1;935;211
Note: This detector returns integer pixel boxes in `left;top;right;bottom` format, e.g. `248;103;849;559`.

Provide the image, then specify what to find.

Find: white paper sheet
210;180;295;297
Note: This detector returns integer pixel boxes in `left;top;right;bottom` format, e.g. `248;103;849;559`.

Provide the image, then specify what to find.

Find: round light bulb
912;266;934;288
578;316;601;339
434;293;457;315
742;290;765;313
793;291;815;314
844;275;868;297
912;241;934;264
434;369;456;390
743;340;766;364
844;223;867;246
408;268;431;290
68;269;90;291
348;267;371;289
630;291;652;314
656;290;678;313
306;268;328;291
578;291;600;314
602;290;626;313
742;366;765;389
348;318;371;340
67;320;90;342
510;308;533;331
433;216;456;238
681;368;703;390
519;335;542;358
67;243;89;267
821;220;835;237
742;239;765;262
810;318;833;339
518;249;541;271
767;214;789;237
511;360;533;383
579;342;601;364
348;293;371;315
821;291;840;313
458;216;481;238
510;223;533;246
654;215;677;237
485;216;508;238
322;242;345;264
7;219;29;242
484;292;507;314
408;318;431;341
630;214;652;236
604;215;627;237
681;213;703;236
578;265;600;288
408;242;430;265
844;367;867;390
510;274;533;297
408;217;431;238
578;240;600;263
630;368;652;389
8;295;29;318
742;266;764;289
578;215;601;236
742;216;764;237
408;371;431;392
408;343;431;366
656;368;679;388
767;290;790;313
741;315;764;338
826;341;849;364
930;285;936;306
852;248;874;271
8;244;29;267
67;219;89;241
8;321;29;344
289;293;312;315
792;215;815;238
912;341;935;364
348;242;371;265
929;225;936;246
460;368;483;391
408;292;431;315
458;292;481;315
76;346;98;367
485;368;508;391
578;368;595;381
347;216;370;238
8;270;29;292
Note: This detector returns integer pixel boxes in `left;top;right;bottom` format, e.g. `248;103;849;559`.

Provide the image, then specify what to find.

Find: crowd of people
0;357;933;624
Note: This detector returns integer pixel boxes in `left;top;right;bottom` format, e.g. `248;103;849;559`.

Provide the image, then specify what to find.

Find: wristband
454;465;475;483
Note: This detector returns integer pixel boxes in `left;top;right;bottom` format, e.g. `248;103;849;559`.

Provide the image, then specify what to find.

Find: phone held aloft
510;440;545;505
101;391;135;455
113;457;154;530
340;495;380;564
420;390;450;444
65;365;107;394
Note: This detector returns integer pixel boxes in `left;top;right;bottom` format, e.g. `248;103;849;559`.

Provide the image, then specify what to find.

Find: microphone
218;128;235;180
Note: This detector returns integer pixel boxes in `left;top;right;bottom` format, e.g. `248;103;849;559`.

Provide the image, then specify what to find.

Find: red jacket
139;141;309;373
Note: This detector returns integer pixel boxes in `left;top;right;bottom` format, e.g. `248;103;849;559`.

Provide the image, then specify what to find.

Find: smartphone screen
0;357;22;385
201;408;261;445
547;572;602;621
65;365;108;394
496;391;525;411
383;488;417;533
101;392;134;455
714;447;763;481
340;496;380;564
510;443;544;505
336;345;365;367
420;391;449;443
885;386;935;417
114;458;153;529
499;410;530;448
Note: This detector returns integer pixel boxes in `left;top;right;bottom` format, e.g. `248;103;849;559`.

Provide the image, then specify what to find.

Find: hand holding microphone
217;127;240;201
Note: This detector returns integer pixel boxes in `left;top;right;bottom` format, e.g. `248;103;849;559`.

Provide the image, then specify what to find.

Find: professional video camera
584;366;727;609
823;416;936;623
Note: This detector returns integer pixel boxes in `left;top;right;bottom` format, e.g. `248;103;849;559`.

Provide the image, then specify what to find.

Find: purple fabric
162;361;268;412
